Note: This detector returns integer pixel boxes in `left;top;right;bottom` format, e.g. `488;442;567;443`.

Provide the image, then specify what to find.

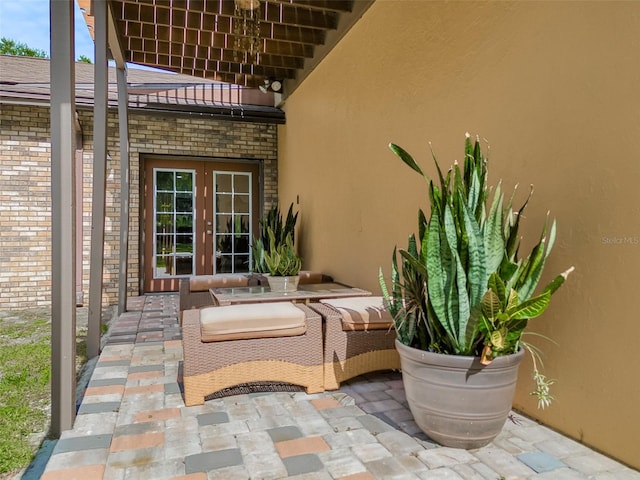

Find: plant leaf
484;182;505;273
389;143;427;179
542;267;575;296
426;211;454;343
506;288;519;311
507;291;551;319
490;329;505;350
399;249;428;278
460;199;486;309
481;288;502;321
487;273;507;306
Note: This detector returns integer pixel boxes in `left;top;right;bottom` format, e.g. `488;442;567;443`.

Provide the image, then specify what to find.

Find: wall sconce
259;79;282;94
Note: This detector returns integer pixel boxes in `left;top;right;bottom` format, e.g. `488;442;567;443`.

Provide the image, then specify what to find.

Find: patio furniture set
179;270;334;310
179;272;400;406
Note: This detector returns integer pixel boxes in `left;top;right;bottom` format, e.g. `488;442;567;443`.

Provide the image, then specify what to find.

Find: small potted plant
380;133;574;449
263;227;302;292
252;203;298;275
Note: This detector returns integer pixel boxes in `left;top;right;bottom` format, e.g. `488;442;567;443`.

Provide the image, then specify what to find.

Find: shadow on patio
37;295;638;479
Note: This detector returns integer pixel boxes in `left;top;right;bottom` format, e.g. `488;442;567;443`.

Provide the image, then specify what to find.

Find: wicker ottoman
181;302;324;406
309;297;400;390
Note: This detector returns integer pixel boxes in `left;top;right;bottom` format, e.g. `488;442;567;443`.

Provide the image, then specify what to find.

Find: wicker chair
181;302;324;406
298;271;334;284
309;297;400;390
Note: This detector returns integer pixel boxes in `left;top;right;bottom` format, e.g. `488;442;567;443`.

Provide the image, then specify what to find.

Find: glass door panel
144;158;260;293
214;172;252;273
153;168;195;278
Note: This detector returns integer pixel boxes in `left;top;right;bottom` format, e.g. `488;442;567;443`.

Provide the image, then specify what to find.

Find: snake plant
252;203;298;273
380;134;573;407
263;227;302;276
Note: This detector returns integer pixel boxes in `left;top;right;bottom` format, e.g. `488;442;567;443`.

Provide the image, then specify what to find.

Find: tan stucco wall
278;1;640;469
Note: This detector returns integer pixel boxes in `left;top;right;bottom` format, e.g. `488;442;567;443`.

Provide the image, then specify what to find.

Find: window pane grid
154;168;195;278
214;172;252;273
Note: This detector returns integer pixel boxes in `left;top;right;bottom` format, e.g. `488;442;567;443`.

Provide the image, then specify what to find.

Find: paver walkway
39;295;639;479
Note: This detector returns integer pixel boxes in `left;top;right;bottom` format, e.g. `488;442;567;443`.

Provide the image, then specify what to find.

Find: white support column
50;0;77;436
117;66;130;315
88;0;108;358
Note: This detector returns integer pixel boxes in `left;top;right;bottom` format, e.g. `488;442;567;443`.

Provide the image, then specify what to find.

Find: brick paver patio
37;295;639;479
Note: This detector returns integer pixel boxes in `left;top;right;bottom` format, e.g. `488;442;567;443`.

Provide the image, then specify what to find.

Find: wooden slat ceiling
84;0;371;93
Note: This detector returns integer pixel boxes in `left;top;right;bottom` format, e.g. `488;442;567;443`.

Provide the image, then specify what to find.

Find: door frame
140;154;263;292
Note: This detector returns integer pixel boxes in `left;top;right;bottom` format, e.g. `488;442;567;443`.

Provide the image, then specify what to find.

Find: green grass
0;318;51;475
0;311;90;476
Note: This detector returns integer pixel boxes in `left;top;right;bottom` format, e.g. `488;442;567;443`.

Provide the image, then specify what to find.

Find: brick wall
0;106;52;308
0;103;278;309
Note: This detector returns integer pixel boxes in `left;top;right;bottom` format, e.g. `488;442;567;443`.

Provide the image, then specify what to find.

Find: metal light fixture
233;0;262;65
259;78;282;94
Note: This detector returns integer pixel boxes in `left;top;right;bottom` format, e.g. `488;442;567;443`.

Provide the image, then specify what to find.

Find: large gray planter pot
396;339;524;449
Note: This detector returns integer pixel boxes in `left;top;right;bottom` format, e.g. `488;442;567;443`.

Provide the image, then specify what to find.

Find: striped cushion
320;297;394;331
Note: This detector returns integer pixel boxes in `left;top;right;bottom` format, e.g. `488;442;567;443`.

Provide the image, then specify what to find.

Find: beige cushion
200;302;306;342
320;296;394;331
190;274;249;292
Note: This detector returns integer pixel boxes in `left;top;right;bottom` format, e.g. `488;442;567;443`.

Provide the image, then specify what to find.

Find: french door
143;158;260;292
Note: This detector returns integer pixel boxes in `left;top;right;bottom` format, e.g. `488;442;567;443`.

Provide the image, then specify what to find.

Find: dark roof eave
129;102;286;124
0;94;286;124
